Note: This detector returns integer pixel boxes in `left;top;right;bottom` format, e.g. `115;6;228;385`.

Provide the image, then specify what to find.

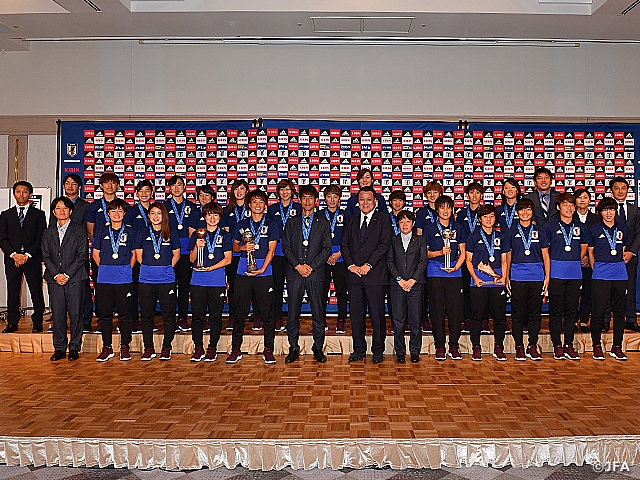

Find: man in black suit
386;210;428;363
0;181;46;333
341;186;393;363
610;177;640;331
42;197;89;361
524;167;558;230
282;185;332;363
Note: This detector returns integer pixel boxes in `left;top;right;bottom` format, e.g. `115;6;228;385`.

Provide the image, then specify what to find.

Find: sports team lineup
11;120;636;364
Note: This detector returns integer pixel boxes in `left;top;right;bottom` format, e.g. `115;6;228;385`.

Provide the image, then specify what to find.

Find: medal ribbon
302;213;314;243
504;203;516;229
101;197;110;225
137;203;149;227
390;213;400;235
149;226;162;257
250;216;266;245
109;224;125;258
480;229;496;261
467;206;478;233
206;227;220;256
170;198;185;229
235;204;246;221
279;201;293;227
559;221;574;249
325;209;339;234
517;223;534;252
603;226;618;253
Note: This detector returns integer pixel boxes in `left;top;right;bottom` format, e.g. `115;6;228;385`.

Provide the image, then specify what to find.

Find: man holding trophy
424;195;467;361
227;189;279;365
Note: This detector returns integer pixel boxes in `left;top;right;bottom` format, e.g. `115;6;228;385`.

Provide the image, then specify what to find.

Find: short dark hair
299;185;319;199
99;172;120;186
597;197;618;214
167;175;185;187
396;210;415;223
534;167;553;180
465;182;484;195
516;198;535;212
501;178;522;203
276;179;297;198
435;195;453;211
106;198;128;213
202;201;224;217
477;204;496;218
423;181;443;196
63;174;83;188
136;179;154;192
51;196;74;212
389;190;406;203
323;184;342;197
197;184;216;200
609;176;629;190
356;168;373;184
555;192;576;209
13;181;33;194
357;186;376;199
246;188;268;205
574;188;590;200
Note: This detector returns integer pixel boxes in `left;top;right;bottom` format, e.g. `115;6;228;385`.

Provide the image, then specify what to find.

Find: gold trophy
195;228;207;269
243;230;258;273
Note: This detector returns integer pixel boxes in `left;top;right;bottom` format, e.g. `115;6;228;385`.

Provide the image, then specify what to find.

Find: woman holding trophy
188;202;232;362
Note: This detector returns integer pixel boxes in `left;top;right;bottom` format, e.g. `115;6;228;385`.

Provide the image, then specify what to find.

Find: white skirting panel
1;436;640;470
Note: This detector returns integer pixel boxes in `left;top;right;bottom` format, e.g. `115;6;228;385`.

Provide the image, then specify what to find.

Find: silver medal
154;253;160;259
254;244;259;250
331;233;334;238
208;253;214;259
565;245;571;252
303;240;309;247
611;249;617;256
112;253;118;260
489;256;495;262
524;249;531;256
177;224;183;230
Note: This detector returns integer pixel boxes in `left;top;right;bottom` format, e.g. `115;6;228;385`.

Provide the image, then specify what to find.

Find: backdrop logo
66;143;78;158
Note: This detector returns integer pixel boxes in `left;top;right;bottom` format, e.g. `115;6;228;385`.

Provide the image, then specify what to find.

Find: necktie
360;216;368;242
619;203;627;224
18;207;24;227
540;194;548;216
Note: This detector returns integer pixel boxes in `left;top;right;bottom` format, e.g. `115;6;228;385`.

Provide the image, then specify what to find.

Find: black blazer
70;197;89;228
524;189;558;229
617;203;640;256
573;211;600;228
0;204;46;263
341;211;393;286
386;233;428;284
41;221;89;284
282;213;332;282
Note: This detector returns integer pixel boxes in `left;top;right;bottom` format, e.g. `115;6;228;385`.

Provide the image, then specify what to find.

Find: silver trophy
242;230;258;273
442;228;453;270
195;228;207;269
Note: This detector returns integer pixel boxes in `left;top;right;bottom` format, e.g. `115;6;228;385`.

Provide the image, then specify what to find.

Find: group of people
0;166;638;364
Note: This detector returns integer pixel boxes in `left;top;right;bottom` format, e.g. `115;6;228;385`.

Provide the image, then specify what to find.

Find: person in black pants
227;189;279;364
504;198;550;361
134;202;181;361
588;197;630;361
386;210;428;363
42;197;88;361
341;186;393;363
0;181;46;334
320;184;348;334
282;185;332;363
544;193;588;361
573;188;600;333
92;199;136;362
188;202;232;362
465;204;508;361
163;175;198;333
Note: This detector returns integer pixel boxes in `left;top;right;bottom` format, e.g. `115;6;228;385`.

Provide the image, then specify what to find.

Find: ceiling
0;0;639;52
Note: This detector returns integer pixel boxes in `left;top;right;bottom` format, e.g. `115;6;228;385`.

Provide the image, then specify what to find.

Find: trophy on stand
442;228;453;270
242;230;258;273
195;228;207;269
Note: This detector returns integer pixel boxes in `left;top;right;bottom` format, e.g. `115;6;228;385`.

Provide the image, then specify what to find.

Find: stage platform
1;315;639;356
0;352;640;471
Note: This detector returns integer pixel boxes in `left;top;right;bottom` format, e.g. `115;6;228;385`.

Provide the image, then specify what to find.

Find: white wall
0;40;639;119
26;135;57;193
0;136;7;188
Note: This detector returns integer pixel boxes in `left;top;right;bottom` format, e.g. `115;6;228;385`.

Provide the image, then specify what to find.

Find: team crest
532;231;539;240
261;226;268;234
120;233;128;243
290;210;296;216
573;227;580;236
494;238;501;247
450;231;457;240
66;143;78;157
216;235;223;245
617;230;623;240
337;215;344;223
185;206;191;215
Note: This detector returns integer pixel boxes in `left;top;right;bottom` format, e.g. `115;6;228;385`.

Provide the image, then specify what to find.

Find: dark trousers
231;274;275;351
578;266;593;325
225;256;240;318
4;259;45;327
625;256;638;323
132;261;141;318
96;282;133;347
591;279;626;347
324;262;348;320
389;282;423;356
139;282;176;349
511;280;543;347
173;253;192;319
48;280;85;352
428;276;463;349
86;258;99;326
470;287;506;347
191;285;225;349
548;278;581;347
348;280;386;355
272;255;287;320
461;263;472;321
286;274;326;352
421;275;430;323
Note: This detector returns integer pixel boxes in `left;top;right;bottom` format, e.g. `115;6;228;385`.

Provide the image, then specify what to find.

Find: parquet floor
0;351;639;441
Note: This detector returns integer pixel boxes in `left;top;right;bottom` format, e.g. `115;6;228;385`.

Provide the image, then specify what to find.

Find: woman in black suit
574;188;600;333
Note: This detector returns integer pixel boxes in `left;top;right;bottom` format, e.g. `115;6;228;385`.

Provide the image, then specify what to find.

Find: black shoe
285;349;299;364
313;351;327;363
348;352;366;362
50;350;66;361
602;322;611;332
396;355;406;363
2;324;18;333
68;350;79;361
32;324;43;333
411;354;420;363
579;323;590;333
625;322;640;332
373;353;384;364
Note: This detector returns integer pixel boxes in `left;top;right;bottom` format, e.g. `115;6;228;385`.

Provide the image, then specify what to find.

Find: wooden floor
0;351;639;441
